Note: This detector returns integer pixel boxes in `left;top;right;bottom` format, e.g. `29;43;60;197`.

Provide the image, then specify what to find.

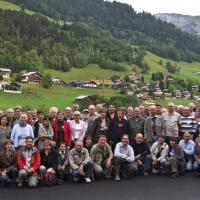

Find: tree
124;75;130;83
42;74;52;89
0;74;3;81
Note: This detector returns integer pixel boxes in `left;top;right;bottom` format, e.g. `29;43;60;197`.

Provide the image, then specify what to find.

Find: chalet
129;72;141;80
69;80;83;88
164;75;174;81
75;95;96;107
82;81;97;88
20;72;43;83
0;68;11;78
52;77;66;85
192;85;199;91
92;80;113;85
112;82;129;90
2;82;22;94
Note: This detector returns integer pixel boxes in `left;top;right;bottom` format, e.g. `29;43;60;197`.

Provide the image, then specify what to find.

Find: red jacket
17;147;41;176
53;121;72;146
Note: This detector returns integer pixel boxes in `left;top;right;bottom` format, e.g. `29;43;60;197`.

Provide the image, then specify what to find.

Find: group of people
0;101;200;187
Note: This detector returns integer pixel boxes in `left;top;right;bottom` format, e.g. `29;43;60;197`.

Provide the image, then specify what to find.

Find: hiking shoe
85;178;91;183
115;175;120;181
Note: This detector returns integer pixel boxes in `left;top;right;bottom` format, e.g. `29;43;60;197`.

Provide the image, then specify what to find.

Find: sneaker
115;175;120;181
85;178;91;183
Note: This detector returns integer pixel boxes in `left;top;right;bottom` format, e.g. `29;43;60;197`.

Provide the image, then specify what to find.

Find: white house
0;68;11;78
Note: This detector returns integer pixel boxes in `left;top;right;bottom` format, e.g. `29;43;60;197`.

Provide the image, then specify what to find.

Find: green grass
144;52;200;83
0;84;118;110
43;64;132;81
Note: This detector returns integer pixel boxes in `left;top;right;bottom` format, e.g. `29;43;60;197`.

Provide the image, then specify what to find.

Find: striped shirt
179;115;197;137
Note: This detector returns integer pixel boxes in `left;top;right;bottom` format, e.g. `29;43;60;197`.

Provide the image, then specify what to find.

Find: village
0;68;200;103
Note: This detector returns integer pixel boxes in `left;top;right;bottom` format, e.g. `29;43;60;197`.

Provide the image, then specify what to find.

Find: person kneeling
114;134;137;181
69;141;93;183
90;135;113;179
17;137;41;187
0;140;18;186
39;140;59;186
150;135;169;174
163;137;186;178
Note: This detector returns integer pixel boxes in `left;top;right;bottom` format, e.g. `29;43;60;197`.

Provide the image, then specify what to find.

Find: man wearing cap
162;102;180;141
82;109;90;130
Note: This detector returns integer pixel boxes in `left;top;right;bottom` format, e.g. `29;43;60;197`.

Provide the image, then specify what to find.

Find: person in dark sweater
109;108;130;150
132;133;151;175
39;140;58;185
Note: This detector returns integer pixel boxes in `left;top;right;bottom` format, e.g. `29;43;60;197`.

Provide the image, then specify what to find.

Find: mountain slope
155;13;200;37
8;0;200;62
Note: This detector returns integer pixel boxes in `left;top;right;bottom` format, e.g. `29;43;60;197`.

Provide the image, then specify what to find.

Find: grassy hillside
0;84;118;110
43;64;133;81
145;52;200;82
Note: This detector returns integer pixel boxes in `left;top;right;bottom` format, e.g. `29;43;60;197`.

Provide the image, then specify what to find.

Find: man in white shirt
114;134;137;181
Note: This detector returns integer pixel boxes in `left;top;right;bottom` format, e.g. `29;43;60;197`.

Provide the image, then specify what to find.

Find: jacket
40;149;58;170
90;117;111;142
68;148;91;170
150;142;169;162
53;121;72;146
17;147;41;176
144;115;162;141
0;150;17;173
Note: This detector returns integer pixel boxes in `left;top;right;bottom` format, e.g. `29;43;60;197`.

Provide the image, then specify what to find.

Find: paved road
1;173;199;200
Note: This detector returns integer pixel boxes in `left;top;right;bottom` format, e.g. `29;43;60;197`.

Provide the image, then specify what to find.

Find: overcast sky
114;0;200;16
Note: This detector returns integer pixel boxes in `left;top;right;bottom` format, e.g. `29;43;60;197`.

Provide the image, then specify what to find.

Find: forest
8;0;200;62
0;10;132;72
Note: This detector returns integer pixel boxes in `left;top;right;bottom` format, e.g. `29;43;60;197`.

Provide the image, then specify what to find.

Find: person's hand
26;168;33;174
2;170;7;176
106;159;112;168
137;160;143;166
79;164;84;176
135;154;141;159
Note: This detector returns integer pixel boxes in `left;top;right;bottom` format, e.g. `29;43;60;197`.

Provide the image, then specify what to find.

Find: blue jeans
72;161;93;178
0;167;18;184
